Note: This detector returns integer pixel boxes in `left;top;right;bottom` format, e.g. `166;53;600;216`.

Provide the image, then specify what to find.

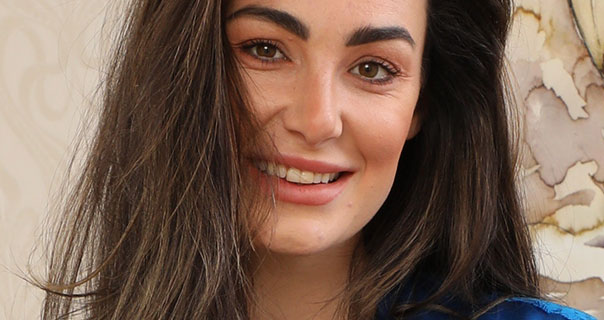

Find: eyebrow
226;5;310;40
346;26;415;48
226;5;415;48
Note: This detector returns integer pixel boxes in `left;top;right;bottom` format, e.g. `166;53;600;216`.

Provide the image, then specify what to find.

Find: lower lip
251;166;352;206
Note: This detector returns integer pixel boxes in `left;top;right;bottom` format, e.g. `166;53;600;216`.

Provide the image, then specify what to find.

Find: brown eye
257;44;277;58
242;40;287;62
350;60;397;83
359;63;379;78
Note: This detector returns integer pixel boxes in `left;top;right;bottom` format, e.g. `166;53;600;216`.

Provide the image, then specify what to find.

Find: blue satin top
375;296;595;319
374;278;596;320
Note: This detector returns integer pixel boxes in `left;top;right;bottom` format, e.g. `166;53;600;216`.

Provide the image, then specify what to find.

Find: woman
39;0;595;319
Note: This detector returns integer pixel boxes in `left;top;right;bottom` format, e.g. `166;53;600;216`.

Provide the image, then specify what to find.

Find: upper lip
257;154;354;174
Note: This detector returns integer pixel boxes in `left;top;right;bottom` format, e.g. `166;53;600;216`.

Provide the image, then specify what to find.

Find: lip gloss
253;166;352;205
249;154;355;206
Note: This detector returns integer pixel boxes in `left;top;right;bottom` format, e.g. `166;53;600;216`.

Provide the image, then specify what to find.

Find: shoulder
477;297;596;320
376;295;596;320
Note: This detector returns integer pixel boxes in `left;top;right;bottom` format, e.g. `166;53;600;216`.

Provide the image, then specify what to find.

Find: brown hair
38;0;539;319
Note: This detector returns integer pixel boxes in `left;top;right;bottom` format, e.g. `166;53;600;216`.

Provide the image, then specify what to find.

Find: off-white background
1;0;603;319
1;1;115;319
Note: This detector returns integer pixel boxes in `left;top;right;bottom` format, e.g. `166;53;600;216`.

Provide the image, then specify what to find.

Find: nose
282;69;343;146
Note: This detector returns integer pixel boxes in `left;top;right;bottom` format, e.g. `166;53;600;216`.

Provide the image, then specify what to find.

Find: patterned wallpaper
0;1;112;319
0;0;602;319
509;0;604;317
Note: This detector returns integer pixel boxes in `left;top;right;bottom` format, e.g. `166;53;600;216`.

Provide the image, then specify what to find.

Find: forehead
226;0;427;46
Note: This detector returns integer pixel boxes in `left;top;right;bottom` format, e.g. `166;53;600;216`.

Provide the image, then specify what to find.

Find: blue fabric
488;298;596;320
375;296;596;319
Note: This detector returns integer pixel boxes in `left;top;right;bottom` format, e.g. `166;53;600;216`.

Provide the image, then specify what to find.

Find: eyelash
238;39;402;86
240;39;289;63
355;58;401;85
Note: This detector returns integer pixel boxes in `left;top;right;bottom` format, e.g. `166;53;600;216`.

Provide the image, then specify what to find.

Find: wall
0;1;113;318
509;0;604;317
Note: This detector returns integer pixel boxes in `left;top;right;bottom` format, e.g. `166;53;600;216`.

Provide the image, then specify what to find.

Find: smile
251;156;353;206
254;160;341;184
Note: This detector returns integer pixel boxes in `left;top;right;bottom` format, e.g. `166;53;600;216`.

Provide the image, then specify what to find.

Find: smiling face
226;0;427;256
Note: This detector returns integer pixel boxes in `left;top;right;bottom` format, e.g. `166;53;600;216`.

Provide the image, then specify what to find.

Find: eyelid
234;39;403;86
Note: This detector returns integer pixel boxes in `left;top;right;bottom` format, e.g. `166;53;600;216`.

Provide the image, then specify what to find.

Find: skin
226;0;427;318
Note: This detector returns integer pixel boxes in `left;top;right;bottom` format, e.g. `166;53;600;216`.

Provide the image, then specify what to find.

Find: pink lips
252;155;354;206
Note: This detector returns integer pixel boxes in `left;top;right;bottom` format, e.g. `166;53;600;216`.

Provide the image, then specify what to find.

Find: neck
250;237;360;320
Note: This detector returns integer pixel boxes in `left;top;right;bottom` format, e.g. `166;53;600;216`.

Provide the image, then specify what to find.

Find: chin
254;218;343;256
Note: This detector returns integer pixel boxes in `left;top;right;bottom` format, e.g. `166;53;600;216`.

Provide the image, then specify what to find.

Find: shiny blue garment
374;276;596;320
375;295;596;319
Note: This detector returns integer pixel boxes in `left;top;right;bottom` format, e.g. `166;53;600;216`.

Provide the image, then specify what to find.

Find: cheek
240;69;297;123
362;118;408;203
347;94;418;210
365;115;409;163
334;107;411;247
350;95;416;169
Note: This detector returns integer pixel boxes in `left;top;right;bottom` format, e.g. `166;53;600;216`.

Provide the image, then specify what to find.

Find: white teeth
313;173;322;183
286;168;302;183
299;171;314;184
267;162;276;175
277;164;287;178
321;173;330;184
256;160;342;184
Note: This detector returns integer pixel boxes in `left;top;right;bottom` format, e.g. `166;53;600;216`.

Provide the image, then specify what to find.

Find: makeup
252;155;354;205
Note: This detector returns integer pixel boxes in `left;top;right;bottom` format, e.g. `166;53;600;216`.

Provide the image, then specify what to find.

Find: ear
406;112;422;140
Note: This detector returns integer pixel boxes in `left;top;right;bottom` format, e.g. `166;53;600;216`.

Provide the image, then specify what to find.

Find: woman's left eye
349;61;399;84
241;40;287;62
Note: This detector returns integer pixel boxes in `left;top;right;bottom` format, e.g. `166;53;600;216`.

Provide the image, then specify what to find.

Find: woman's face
227;0;427;255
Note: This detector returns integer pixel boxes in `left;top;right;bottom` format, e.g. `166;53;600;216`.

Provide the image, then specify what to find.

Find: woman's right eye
241;40;287;63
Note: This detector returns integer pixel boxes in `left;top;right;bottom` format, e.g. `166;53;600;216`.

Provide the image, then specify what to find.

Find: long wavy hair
38;0;539;319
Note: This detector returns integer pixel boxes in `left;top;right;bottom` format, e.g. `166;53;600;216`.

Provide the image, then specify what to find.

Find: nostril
293;113;343;146
280;82;343;145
